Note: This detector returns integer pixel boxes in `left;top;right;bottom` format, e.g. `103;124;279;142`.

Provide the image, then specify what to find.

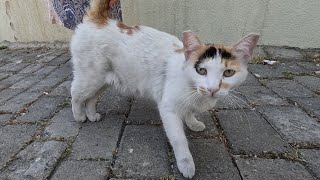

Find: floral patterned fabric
48;0;122;30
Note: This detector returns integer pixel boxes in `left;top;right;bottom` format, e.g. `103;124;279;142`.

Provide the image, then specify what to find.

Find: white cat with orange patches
71;0;259;178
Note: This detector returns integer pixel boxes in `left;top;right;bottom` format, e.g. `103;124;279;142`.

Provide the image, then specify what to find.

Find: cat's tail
85;0;110;26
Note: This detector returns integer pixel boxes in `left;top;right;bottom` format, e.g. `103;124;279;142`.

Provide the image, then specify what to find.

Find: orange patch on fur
86;0;110;27
117;22;139;35
220;82;230;89
224;59;241;71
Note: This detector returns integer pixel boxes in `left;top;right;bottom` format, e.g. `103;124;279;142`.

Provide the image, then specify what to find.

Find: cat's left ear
183;30;202;60
233;33;260;64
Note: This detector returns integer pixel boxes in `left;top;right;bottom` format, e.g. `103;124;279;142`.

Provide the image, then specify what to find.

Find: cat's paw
177;157;195;179
87;113;102;122
74;113;87;122
188;121;206;132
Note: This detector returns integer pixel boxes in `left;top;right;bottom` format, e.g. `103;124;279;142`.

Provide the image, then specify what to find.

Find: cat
70;0;259;178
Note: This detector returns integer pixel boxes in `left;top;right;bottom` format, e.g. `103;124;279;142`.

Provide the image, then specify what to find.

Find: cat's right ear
183;30;201;60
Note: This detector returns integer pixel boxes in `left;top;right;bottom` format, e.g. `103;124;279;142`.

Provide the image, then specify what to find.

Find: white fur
70;19;258;178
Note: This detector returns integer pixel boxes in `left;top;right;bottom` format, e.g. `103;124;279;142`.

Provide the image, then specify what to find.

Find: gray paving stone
174;139;241;180
0;74;29;86
0;114;12;124
248;63;309;78
126;98;161;125
0;73;10;80
216;110;289;154
19;64;43;74
259;106;320;144
297;61;320;71
300;149;320;179
235;157;314;180
36;50;66;63
71;115;124;160
114;125;170;179
0;141;68;180
215;93;249;109
0;62;30;72
47;61;72;78
241;73;261;86
0;124;38;168
0;91;42;113
262;46;304;60
290;97;320;120
47;52;71;66
10;75;45;89
28;76;65;93
34;65;58;76
16;96;65;122
266;79;314;98
44;107;81;139
0;88;24;104
236;85;289;106
97;88;131;116
294;76;320;92
51;160;109;180
186;112;219;139
49;80;71;96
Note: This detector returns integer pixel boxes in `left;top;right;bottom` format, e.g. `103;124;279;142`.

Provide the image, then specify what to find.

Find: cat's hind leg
85;85;106;122
71;75;105;122
185;112;206;132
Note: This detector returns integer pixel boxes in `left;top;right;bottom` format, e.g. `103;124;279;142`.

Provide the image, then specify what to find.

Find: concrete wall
0;0;319;49
0;0;72;42
121;0;320;49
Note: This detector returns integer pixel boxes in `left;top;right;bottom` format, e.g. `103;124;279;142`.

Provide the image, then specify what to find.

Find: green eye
223;69;236;77
196;67;207;75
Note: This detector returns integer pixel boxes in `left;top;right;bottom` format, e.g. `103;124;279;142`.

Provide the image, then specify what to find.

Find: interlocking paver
0;62;30;72
0;74;29;87
51;160;109;180
241;73;261;86
294;76;320;92
44;107;81;139
186;112;219;139
16;95;65;122
114;125;171;179
71;115;124;160
235;157;314;180
0;124;39;168
266;79;314;98
248;63;308;78
174;139;241;180
0;88;24;104
19;64;43;74
97;88;131;116
0;141;67;180
290;97;320;120
259;106;320;144
49;80;71;96
0;114;12;124
216;110;290;154
300;149;320;179
125;98;161;125
236;85;289;106
47;52;71;66
34;65;58;76
0;91;42;113
10;74;45;89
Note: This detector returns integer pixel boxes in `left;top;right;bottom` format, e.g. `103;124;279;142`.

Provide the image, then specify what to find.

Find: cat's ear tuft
233;33;260;64
183;30;202;59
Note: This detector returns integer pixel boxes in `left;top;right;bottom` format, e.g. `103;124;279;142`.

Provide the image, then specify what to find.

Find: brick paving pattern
0;47;319;179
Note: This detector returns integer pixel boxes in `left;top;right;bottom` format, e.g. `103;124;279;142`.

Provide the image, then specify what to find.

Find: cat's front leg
159;104;195;178
185;112;206;132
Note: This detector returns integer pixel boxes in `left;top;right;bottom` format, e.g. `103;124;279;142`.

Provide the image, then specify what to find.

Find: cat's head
182;31;259;99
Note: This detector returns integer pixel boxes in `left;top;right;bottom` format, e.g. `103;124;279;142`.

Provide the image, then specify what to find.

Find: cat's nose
207;88;218;96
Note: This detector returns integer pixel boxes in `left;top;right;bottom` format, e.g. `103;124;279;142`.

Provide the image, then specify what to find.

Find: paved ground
0;46;319;180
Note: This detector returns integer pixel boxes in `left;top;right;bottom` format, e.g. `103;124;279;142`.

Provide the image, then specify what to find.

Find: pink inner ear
233;33;260;63
183;31;202;59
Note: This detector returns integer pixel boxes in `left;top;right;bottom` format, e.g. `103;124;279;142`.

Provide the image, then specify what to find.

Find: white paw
188;121;206;132
177;157;195;179
88;113;102;122
74;113;86;122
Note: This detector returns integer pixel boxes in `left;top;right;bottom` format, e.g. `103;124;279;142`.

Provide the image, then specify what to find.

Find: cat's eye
196;67;207;75
223;69;236;77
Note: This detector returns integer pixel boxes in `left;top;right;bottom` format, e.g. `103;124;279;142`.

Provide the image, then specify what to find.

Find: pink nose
208;88;218;96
